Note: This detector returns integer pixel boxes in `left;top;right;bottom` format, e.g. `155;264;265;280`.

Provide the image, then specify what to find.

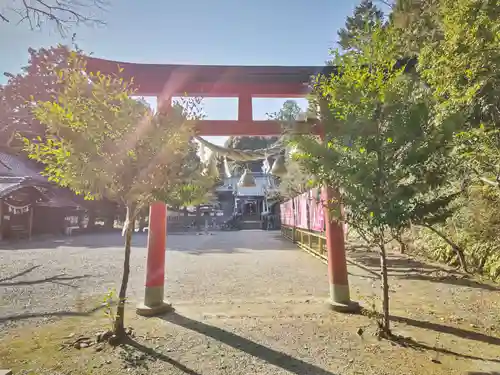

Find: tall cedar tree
337;0;384;53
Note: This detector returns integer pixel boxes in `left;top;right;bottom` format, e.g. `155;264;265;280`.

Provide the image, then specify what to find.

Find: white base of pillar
136;301;173;317
136;285;173;317
328;283;361;313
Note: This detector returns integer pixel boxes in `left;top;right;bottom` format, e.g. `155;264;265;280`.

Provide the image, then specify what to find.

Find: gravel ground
0;231;331;328
1;230;499;375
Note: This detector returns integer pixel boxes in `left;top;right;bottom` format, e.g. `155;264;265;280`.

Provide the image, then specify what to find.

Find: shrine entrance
85;58;359;315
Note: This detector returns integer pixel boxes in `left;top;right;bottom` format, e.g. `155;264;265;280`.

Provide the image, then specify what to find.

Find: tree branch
374;0;394;8
478;176;499;187
2;0;107;36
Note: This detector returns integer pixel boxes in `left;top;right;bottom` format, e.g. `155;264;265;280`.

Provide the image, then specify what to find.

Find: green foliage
390;0;443;56
454;126;500;187
291;25;463;333
266;100;316;199
224;136;279;150
294;32;457;242
21;51;209;338
0;45;71;150
276;159;316;199
103;288;117;329
270;99;303;124
162;175;217;209
393;0;500;186
421;0;500;188
412;185;500;280
23;52;201;211
383;0;500;281
337;0;385;53
418;0;500;120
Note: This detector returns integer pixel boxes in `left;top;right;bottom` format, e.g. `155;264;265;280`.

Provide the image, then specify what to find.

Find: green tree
291;30;457;335
389;0;500;180
163;173;217;210
386;0;500;279
337;0;385;52
273;99;303;123
0;45;120;227
389;0;443;56
134;143;216;229
275;159;315;199
24;52;202;339
0;45;71;151
267;100;316;199
418;0;500;187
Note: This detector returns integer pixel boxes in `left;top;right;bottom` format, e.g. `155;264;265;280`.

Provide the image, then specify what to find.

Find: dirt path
0;231;499;374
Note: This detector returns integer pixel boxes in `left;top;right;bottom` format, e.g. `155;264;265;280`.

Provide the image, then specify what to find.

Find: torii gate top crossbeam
85;57;333;97
85;57;331;135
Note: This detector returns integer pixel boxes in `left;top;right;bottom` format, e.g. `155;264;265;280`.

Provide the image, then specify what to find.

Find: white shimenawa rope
194;110;313;177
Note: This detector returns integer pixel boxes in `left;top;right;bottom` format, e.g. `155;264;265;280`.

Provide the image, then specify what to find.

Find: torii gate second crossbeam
85;57;359;314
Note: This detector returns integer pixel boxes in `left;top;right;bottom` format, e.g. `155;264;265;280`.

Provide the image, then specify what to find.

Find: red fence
280;188;325;233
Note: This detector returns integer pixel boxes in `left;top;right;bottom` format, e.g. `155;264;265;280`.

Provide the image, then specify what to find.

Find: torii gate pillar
322;187;359;312
136;201;172;316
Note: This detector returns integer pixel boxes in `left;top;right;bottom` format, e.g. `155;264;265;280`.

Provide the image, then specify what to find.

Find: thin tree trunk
422;224;468;273
87;211;96;231
379;242;391;335
397;239;407;254
393;230;407;254
113;205;135;338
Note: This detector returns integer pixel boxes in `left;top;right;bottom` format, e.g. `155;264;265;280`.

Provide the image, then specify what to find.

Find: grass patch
0;314;119;374
0;301;173;374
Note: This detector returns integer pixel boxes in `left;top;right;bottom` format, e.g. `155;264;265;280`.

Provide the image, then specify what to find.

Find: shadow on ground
388;332;500;364
123;337;202;375
0;265;104;323
160;311;337;375
0;303;108;323
391;315;500;348
0;231;296;254
0;232;146;250
347;248;500;291
0;266;91;287
0;265;41;282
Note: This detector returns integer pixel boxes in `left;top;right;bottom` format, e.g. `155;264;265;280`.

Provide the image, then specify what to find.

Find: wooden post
157;95;172;114
238;93;253;122
28;205;34;240
0;200;3;241
291;198;296;243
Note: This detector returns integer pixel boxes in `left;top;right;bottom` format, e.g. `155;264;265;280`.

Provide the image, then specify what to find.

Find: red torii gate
85;57;359;314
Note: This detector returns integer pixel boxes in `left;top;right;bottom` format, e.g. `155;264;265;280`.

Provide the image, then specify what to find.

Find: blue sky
0;0;374;145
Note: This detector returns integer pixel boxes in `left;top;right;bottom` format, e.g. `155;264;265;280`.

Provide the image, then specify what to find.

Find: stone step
240;221;263;230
